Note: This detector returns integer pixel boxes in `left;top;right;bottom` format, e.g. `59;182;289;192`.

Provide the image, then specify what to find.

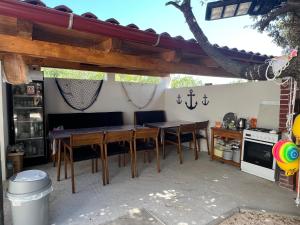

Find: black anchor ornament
185;89;198;110
202;94;209;106
176;94;182;104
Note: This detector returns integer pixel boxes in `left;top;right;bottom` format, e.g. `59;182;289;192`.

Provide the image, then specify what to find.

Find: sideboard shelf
210;127;243;168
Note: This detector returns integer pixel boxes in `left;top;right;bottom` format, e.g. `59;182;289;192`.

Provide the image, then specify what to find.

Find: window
169;74;247;88
42;68;106;80
115;74;161;84
170;74;203;88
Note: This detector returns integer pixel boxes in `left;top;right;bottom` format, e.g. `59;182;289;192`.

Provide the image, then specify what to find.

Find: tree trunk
166;0;299;80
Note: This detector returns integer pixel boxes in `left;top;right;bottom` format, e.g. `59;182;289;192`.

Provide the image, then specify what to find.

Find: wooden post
2;53;28;84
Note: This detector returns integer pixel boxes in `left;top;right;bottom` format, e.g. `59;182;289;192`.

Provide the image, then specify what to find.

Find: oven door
242;139;274;169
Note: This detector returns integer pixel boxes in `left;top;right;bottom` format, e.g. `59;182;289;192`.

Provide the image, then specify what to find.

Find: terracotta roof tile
161;32;171;37
175;35;184;40
126;23;139;29
188;38;197;43
54;5;73;13
105;18;120;25
81;12;98;20
18;0;272;61
23;0;46;7
145;28;156;34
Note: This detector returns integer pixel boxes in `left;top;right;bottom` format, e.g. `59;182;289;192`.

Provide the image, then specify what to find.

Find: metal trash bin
7;170;53;225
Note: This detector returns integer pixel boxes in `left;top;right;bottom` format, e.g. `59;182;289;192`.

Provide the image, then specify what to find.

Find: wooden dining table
145;120;195;158
49;125;143;181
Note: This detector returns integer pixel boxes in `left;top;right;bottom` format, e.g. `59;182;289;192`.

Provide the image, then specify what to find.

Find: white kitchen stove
241;128;280;181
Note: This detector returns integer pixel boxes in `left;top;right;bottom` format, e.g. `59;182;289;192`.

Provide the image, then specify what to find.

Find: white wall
164;81;280;151
0;62;8;180
44;74;169;124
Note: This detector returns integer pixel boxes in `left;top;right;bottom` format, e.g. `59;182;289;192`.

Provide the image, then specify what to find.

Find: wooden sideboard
210;127;243;167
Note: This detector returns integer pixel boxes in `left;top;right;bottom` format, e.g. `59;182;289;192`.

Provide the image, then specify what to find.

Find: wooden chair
104;130;134;184
133;128;160;176
195;121;210;155
62;132;105;193
165;123;198;164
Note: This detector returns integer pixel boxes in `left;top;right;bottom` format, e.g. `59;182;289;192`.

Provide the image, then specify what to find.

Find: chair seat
135;140;156;151
72;146;100;162
165;132;193;143
107;143;129;156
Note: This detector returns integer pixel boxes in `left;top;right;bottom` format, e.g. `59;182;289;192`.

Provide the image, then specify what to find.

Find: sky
42;0;283;84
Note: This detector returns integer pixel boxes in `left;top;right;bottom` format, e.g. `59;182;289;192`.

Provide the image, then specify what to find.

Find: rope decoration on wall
121;82;157;109
265;49;298;82
55;78;103;111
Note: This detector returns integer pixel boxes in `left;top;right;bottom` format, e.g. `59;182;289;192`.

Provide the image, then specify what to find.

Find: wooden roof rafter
0;0;271;82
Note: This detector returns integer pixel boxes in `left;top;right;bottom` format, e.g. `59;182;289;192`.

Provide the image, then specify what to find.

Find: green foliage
42;68;106;80
170;75;203;88
115;74;161;84
253;12;300;52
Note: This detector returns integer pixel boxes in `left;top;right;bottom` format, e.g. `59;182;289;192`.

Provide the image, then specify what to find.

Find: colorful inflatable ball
272;140;298;163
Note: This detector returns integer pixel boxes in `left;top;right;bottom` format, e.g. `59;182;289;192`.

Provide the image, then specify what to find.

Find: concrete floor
4;148;300;225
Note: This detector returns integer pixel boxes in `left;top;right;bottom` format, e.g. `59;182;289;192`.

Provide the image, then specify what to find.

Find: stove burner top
247;128;273;132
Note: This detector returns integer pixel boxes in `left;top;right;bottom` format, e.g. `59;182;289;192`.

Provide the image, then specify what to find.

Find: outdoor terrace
4;150;299;225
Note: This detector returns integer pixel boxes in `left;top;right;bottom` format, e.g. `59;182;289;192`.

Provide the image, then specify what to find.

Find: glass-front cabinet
8;80;47;166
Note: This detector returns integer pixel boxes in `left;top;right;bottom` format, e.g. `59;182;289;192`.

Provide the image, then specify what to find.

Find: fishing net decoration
121;82;157;109
55;78;103;111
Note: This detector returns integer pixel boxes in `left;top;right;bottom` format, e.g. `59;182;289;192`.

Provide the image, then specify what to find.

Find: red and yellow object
273;140;299;176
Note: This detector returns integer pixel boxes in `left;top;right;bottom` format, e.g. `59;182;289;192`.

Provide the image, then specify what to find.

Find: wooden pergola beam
17;19;32;39
0;34;237;78
27;57;169;76
160;50;181;63
96;38;122;53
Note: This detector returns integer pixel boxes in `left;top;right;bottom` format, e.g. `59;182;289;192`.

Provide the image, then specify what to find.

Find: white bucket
233;149;241;163
223;150;233;160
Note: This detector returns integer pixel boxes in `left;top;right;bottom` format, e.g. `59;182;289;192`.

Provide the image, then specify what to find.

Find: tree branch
167;0;255;79
166;0;300;80
165;1;182;11
258;5;292;31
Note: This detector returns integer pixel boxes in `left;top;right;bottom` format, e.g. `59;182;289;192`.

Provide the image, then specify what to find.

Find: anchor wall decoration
185;89;197;110
176;94;182;104
202;94;209;106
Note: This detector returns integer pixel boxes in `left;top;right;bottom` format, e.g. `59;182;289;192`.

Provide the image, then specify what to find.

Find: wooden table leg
210;129;214;161
104;145;109;185
156;138;160;173
56;139;61;181
161;129;166;159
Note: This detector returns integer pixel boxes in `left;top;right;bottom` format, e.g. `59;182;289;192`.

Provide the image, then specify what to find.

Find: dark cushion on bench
135;140;156;151
107;143;129;156
72;146;100;162
165;132;193;143
47;112;124;132
134;110;166;125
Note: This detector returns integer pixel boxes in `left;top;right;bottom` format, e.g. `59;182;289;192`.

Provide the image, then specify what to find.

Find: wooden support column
2;53;28;84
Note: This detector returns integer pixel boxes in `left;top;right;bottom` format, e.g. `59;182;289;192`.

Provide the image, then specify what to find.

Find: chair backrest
134;110;166;125
71;132;104;147
179;123;196;133
104;130;134;144
195;121;209;130
134;128;159;140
